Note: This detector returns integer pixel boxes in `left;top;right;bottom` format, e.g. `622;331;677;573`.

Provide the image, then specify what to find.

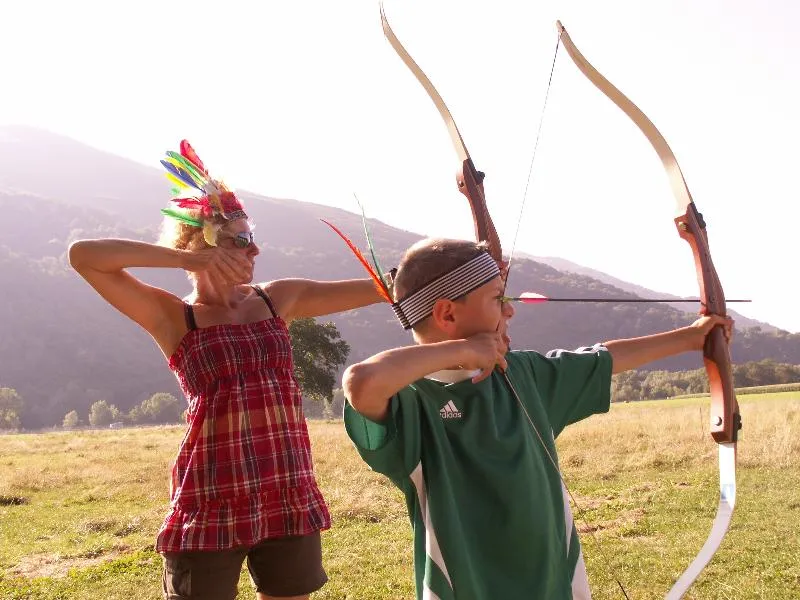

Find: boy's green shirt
344;346;612;600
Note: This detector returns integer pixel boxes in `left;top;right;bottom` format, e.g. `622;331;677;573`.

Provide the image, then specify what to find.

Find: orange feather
321;220;392;303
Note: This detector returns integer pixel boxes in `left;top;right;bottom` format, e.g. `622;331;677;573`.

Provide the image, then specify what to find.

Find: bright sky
2;0;798;333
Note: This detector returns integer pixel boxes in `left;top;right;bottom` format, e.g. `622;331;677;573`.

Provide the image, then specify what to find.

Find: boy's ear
430;298;457;332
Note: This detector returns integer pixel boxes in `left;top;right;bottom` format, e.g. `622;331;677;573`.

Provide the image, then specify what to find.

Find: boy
343;238;732;600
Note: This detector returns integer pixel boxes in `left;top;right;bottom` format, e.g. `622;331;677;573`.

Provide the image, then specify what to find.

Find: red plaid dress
155;313;330;552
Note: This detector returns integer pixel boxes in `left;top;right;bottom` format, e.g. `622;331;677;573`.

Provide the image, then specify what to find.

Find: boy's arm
604;314;733;374
344;333;508;421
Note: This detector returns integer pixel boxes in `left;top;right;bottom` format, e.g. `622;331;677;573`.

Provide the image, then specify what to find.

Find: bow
379;4;502;265
379;4;741;597
555;21;742;598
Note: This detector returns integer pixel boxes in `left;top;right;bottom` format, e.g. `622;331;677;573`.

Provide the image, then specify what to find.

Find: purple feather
160;160;204;191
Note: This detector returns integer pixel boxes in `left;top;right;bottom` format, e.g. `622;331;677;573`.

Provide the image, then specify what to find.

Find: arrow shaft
506;297;750;303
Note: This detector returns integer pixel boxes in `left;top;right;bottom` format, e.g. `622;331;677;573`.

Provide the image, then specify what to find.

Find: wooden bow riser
675;202;740;444
456;158;503;263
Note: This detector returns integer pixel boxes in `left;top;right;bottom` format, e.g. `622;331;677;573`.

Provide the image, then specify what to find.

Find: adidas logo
439;400;462;419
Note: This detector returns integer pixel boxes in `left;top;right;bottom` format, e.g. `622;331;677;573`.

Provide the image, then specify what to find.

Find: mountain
1;125;798;427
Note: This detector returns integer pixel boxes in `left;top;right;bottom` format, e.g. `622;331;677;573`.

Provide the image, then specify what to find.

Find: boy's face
452;276;514;340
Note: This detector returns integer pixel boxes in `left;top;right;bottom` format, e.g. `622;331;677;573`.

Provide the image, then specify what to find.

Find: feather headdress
159;140;248;246
321;195;395;305
321;219;393;304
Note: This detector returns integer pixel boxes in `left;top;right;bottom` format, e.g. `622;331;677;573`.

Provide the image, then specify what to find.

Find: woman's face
216;220;260;283
217;220;258;252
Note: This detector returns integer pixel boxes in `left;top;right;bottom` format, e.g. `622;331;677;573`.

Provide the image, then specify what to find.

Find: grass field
1;392;798;599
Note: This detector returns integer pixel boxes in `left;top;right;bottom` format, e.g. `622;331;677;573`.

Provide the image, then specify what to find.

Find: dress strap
183;303;198;331
251;285;278;318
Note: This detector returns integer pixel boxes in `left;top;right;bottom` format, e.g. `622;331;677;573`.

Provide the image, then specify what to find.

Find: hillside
1;125;798;427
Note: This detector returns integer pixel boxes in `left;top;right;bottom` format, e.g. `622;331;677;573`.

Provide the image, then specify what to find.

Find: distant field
667;381;800;400
1;391;799;599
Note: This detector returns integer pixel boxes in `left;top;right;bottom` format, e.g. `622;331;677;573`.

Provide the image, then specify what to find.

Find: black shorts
161;532;327;599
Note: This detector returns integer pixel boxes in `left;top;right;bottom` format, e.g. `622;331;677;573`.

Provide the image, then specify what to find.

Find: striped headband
392;251;501;330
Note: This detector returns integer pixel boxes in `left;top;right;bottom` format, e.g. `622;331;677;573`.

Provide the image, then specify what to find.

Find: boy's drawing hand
689;314;735;349
460;332;510;384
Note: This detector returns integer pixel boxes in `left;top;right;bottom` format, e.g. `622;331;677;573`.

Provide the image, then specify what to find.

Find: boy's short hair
393;238;490;320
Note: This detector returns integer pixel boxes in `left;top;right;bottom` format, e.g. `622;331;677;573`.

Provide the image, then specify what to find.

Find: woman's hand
184;247;253;284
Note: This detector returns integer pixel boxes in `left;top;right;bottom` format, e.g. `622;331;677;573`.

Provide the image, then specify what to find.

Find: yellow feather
165;172;190;193
203;222;218;246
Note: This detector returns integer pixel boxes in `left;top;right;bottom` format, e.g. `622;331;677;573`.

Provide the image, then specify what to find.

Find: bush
63;410;80;429
88;400;120;427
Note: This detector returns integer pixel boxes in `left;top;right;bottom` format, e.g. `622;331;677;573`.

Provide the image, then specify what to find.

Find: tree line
610;358;800;403
1;317;350;431
60;392;184;428
1;348;798;431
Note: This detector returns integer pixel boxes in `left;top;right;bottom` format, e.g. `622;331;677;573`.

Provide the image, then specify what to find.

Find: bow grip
704;326;740;443
676;202;741;444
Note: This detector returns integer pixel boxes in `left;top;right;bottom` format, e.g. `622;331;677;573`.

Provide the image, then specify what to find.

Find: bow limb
556;21;741;597
379;3;503;262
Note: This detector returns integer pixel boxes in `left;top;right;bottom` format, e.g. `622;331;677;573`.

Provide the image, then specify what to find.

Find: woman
69;140;386;600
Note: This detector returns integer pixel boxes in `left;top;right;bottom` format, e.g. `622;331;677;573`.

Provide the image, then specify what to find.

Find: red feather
321;219;392;303
172;197;213;218
180;140;208;175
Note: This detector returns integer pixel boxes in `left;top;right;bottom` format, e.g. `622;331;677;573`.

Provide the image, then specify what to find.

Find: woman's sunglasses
220;232;255;249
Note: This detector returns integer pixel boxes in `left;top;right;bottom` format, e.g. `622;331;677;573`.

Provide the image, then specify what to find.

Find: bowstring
503;33;560;294
503;370;630;599
499;30;631;600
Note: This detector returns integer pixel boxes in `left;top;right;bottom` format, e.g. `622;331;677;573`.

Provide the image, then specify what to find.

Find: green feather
161;208;202;227
165;151;207;186
354;193;385;283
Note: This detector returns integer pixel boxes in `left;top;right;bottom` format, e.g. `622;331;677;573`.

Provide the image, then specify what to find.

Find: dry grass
1;392;798;599
310;424;407;524
558;393;800;474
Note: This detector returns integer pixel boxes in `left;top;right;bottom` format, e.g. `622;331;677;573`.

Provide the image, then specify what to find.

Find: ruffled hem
155;485;331;552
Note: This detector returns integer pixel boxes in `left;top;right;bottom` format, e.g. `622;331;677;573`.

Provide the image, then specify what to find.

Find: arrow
503;292;751;304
